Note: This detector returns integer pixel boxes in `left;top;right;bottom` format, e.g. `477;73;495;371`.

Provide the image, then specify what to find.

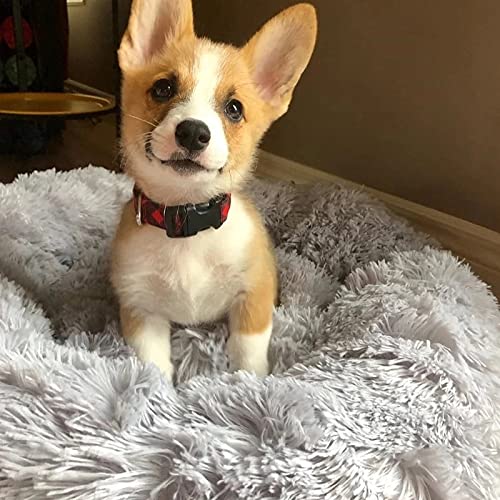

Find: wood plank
0;114;118;184
256;150;500;298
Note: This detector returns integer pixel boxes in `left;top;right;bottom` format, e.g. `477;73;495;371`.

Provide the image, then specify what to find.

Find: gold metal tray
0;92;116;118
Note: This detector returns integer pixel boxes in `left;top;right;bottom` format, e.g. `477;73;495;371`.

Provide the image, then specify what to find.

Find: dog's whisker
124;113;158;128
121;133;153;152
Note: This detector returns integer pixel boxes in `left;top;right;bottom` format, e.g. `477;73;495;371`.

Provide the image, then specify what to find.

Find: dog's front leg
226;290;274;376
120;307;174;381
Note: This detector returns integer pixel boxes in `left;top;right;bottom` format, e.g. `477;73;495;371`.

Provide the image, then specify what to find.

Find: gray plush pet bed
0;166;499;500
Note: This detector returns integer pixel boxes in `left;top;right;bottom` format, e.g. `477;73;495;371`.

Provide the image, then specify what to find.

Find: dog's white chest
113;196;252;325
153;238;240;323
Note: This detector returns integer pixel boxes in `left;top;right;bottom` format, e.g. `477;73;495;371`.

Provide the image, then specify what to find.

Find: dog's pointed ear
119;0;194;70
243;3;317;117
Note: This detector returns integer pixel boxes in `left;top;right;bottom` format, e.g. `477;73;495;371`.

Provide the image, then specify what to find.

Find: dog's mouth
145;141;211;175
162;158;207;175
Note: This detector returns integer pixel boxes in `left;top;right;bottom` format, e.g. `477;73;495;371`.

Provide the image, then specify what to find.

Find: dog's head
119;0;317;203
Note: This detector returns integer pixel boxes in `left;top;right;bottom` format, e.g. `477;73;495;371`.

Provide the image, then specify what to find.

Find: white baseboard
256;150;500;298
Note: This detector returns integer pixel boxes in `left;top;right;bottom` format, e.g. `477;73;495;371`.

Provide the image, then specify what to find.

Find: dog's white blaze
226;324;272;376
152;44;228;170
127;316;173;380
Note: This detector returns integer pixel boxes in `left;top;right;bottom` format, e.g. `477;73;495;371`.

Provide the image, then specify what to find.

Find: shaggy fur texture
0;167;498;499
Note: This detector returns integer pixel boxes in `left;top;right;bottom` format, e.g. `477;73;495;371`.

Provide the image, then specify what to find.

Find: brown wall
194;0;500;232
67;0;131;94
68;1;500;231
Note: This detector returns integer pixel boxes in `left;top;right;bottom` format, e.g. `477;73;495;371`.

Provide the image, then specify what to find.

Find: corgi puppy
112;0;317;381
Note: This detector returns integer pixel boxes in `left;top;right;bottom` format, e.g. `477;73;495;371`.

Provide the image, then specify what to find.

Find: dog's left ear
243;3;317;118
119;0;194;70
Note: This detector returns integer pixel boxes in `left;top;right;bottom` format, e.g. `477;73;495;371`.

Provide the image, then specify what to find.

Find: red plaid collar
133;187;231;238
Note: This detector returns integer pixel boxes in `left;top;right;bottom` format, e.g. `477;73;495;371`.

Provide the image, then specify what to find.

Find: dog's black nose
175;119;211;152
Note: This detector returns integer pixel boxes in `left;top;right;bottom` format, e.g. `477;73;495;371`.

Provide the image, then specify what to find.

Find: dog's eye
224;99;243;122
151;78;176;102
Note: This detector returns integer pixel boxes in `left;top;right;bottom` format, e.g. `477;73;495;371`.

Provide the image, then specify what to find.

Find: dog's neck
133;186;231;238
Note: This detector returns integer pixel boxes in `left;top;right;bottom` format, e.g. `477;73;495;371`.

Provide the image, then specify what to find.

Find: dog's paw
226;333;270;376
154;357;175;382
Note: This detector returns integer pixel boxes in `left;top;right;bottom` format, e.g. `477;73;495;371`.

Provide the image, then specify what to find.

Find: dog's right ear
119;0;194;70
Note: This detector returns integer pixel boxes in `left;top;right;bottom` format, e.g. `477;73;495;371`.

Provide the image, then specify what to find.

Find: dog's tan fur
112;0;317;380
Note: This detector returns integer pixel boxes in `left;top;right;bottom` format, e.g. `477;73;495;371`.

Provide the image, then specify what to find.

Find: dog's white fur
126;316;174;379
226;324;272;376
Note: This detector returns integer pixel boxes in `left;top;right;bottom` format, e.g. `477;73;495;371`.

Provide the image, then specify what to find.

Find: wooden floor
0;115;119;184
1;116;499;298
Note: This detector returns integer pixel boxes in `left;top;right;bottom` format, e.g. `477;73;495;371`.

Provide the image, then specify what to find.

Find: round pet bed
0;166;498;499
